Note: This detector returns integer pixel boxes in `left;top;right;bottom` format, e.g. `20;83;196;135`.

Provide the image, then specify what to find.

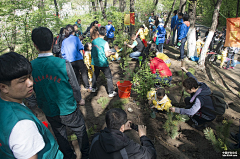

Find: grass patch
97;97;109;109
112;98;129;109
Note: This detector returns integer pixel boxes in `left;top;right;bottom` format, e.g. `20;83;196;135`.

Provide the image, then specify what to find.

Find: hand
124;41;127;45
143;24;146;27
169;107;175;112
77;99;85;106
179;40;181;43
148;100;152;105
124;120;132;131
138;125;147;137
151;106;155;109
181;67;188;73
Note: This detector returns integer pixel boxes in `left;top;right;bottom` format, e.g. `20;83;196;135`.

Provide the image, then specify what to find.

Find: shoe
108;91;117;98
224;67;229;70
91;88;98;93
230;67;235;69
177;58;183;61
229;143;240;150
230;132;239;142
78;99;85;106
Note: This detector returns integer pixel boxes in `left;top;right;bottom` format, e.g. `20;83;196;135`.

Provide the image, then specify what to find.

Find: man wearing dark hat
105;20;115;47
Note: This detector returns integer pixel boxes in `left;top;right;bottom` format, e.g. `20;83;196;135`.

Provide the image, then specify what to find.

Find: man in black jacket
89;108;156;159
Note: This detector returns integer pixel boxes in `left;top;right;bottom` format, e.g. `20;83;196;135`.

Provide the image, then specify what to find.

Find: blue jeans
172;29;176;45
179;37;187;59
232;61;240;67
158;43;163;53
129;51;141;59
226;53;235;68
155;73;172;84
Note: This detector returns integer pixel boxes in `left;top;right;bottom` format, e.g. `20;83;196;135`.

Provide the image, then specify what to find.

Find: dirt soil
29;43;240;159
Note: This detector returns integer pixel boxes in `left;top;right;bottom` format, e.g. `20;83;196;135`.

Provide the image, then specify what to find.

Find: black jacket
89;128;156;159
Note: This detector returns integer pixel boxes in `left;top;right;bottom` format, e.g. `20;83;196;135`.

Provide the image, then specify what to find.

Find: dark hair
65;25;74;38
157;88;165;97
98;26;106;36
149;43;158;54
105;108;127;130
73;24;78;27
31;27;53;51
183;77;198;90
155;18;159;27
0;52;32;85
140;25;144;29
77;19;81;22
90;21;99;28
60;28;65;34
84;42;91;51
183;14;189;21
178;12;183;17
173;10;178;14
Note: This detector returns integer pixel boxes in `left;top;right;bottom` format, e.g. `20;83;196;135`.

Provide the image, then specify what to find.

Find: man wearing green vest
30;27;89;159
91;26;117;97
0;52;64;159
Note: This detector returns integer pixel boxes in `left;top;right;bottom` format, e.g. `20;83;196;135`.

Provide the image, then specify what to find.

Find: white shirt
9;104;45;159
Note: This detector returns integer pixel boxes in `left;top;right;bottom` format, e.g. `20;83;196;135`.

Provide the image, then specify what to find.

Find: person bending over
89;108;156;159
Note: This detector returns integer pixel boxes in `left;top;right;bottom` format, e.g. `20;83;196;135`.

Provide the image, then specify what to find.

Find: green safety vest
91;37;109;67
0;98;63;158
31;56;77;117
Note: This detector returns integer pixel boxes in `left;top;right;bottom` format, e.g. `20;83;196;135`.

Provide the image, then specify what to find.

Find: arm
104;42;115;57
66;61;82;102
173;98;201;116
29;154;38;159
124;40;137;49
181;67;200;84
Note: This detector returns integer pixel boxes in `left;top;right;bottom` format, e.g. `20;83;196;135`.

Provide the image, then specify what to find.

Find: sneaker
91;88;98;93
224;67;229;70
230;132;239;142
108;91;117;98
230;67;235;69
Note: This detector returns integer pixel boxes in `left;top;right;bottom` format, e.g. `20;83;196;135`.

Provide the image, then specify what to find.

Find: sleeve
112;25;115;32
77;38;84;51
175;98;201;116
132;40;138;47
178;25;184;40
127;136;156;159
61;41;65;58
66;60;82;102
104;42;110;52
171;17;174;29
9;120;45;159
186;72;200;84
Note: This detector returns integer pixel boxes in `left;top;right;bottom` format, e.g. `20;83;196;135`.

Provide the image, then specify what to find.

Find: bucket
117;81;132;98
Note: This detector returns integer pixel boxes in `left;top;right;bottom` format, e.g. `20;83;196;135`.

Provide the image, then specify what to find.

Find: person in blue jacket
175;12;184;46
156;19;166;53
105;20;115;47
177;14;190;60
171;10;178;45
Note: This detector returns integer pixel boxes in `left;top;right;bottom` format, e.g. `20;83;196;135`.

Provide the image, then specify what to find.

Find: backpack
52;35;61;55
209;90;228;115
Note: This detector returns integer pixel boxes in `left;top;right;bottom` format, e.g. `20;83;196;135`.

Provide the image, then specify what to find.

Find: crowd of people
0;10;239;159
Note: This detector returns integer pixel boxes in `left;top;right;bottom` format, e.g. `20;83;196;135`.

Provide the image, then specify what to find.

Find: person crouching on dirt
147;88;172;111
149;55;172;86
109;44;122;61
170;67;216;127
150;43;171;67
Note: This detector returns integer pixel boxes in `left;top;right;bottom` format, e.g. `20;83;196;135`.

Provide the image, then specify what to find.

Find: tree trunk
179;0;187;13
113;0;117;6
237;0;239;17
164;0;177;28
92;1;97;12
99;0;107;20
187;0;197;58
154;0;159;6
130;0;135;35
198;0;223;66
54;0;59;17
119;0;126;12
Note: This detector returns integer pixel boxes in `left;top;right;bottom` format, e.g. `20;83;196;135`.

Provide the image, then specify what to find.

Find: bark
113;0;117;6
130;0;135;35
154;0;159;6
198;0;223;66
119;0;126;12
54;0;59;17
237;0;239;17
179;0;187;13
99;0;107;20
164;0;177;28
92;1;97;12
187;0;197;58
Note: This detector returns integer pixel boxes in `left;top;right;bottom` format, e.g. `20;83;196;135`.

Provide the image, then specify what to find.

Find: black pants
71;60;90;88
92;66;114;94
106;37;114;47
46;108;89;159
185;97;214;126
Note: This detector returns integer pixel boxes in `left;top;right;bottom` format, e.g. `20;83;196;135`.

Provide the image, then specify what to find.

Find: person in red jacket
149;56;172;85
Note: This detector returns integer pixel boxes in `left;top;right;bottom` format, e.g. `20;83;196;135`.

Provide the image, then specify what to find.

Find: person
205;28;210;38
75;19;82;35
229;127;240;150
105;20;115;47
219;47;228;68
84;42;94;82
124;34;145;60
136;24;149;47
171;10;178;46
156;19;166;53
61;25;91;90
174;12;183;46
196;37;203;56
73;24;81;38
90;21;99;41
147;88;172;111
177;14;190;60
110;44;122;61
0;52;64;159
196;27;201;41
89;108;157;159
150;43;171;67
224;47;240;69
53;27;66;57
30;27;89;159
149;55;172;85
149;12;156;38
91;26;117;97
170;67;216;127
83;21;98;38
